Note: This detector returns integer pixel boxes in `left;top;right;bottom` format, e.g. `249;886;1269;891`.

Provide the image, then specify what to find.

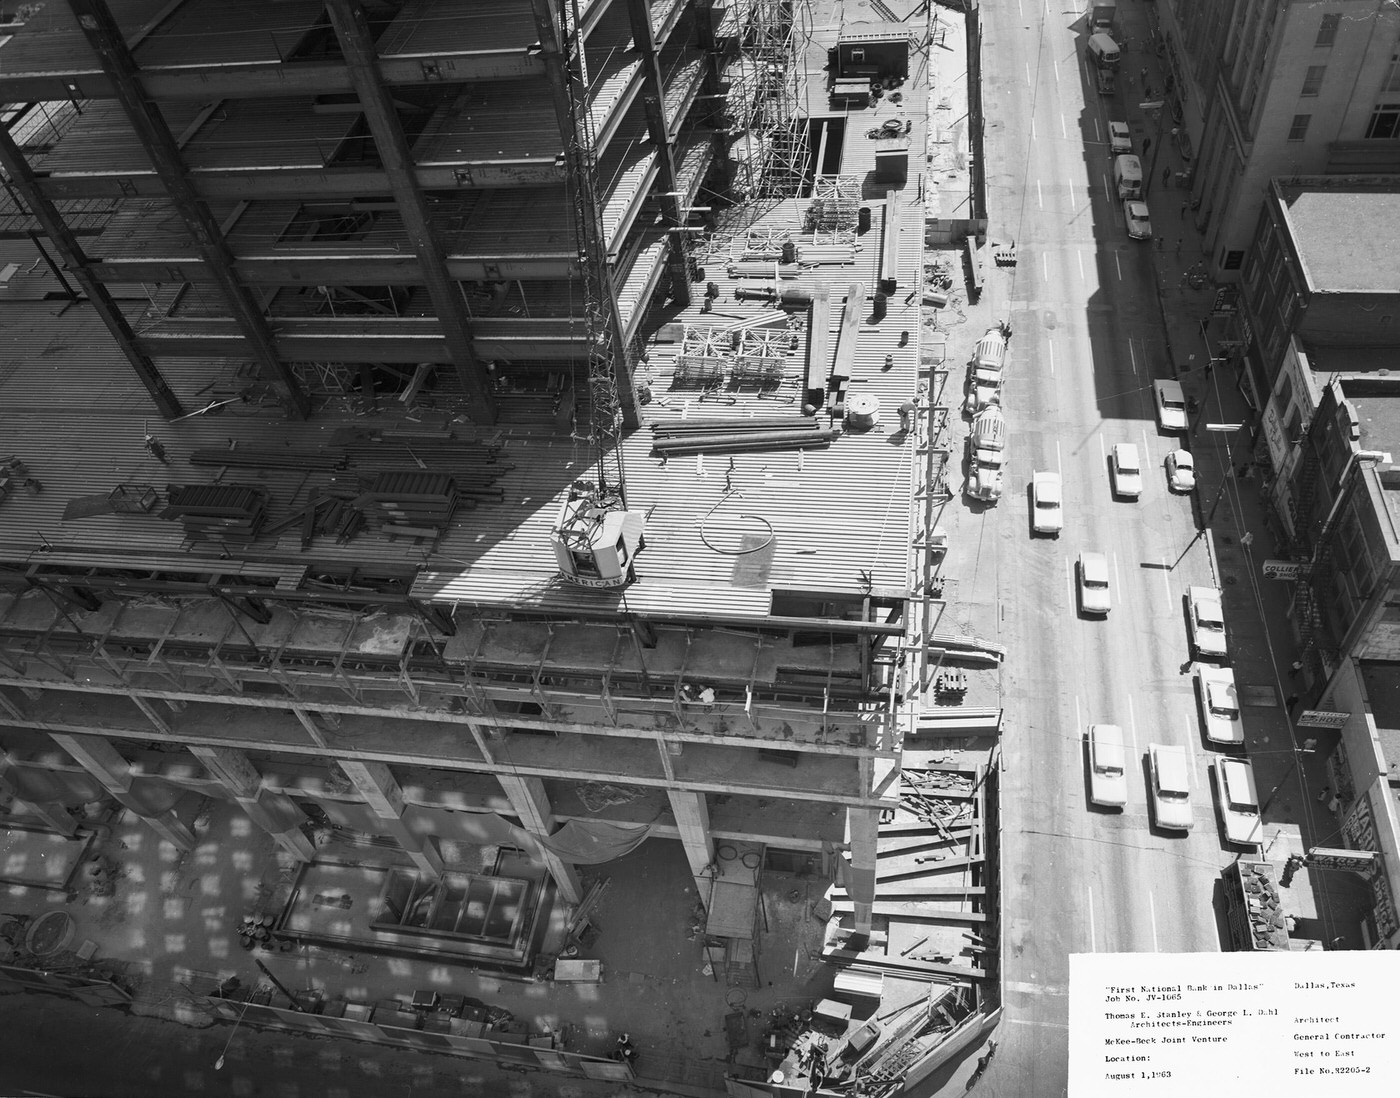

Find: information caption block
1070;951;1398;1096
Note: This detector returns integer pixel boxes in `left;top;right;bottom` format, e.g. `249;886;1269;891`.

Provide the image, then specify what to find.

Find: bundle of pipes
733;286;813;307
727;261;804;279
651;417;839;456
797;244;859;264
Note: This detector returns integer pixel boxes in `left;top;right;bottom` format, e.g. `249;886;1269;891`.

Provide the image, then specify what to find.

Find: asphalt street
953;3;1245;1095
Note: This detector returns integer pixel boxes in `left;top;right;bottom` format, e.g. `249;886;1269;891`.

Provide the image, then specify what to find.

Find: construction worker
144;434;169;465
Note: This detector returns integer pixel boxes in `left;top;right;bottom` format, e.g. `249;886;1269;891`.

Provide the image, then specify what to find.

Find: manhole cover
25;911;75;957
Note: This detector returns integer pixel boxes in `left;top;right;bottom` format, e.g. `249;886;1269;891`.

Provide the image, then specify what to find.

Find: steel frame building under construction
0;0;997;1090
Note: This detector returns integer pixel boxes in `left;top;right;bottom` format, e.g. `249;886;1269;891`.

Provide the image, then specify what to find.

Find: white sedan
1109;120;1132;154
1187;585;1228;659
1110;442;1142;499
1124;199;1153;240
1031;470;1063;534
1213;756;1263;848
1166;449;1196;491
1088;724;1128;807
1196;666;1243;746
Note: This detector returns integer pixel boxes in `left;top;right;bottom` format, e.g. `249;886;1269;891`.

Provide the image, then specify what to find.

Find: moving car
1031;470;1063;534
1212;756;1263;848
1154;378;1189;431
1108;120;1132;154
1123;199;1152;240
1195;666;1243;746
1110;442;1142;498
1187;585;1228;659
1078;551;1111;615
1148;743;1193;832
1088;724;1128;807
1165;448;1196;492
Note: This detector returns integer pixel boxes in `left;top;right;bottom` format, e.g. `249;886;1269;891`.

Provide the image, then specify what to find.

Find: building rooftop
1279;183;1400;293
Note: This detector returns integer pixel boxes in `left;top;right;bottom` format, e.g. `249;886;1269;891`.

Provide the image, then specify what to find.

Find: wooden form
804;283;831;396
881;190;900;291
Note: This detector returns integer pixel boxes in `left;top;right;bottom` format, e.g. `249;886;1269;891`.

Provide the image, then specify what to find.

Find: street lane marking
1048;341;1055;378
1027;61;1033;87
1127;694;1139;756
1056;438;1063;474
1115;251;1122;280
1037;178;1044;209
1161;556;1172;603
1062;112;1068;140
1043;252;1049;281
1128;338;1139;377
1032;114;1037;140
1148;890;1161;951
1077;250;1084;281
1101;173;1111;204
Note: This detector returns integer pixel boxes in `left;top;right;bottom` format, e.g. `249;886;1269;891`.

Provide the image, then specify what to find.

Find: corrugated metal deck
133;0;325;67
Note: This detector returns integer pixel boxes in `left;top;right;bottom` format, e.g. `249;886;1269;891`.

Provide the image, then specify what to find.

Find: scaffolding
806;176;862;232
722;0;811;202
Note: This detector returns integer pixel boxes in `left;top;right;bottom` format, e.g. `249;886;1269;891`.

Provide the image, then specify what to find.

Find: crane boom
546;0;646;588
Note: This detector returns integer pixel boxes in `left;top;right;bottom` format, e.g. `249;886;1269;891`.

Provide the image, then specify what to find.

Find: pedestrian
1286;693;1300;711
1181;202;1188;220
1289;659;1304;677
1301;738;1318;754
898;399;917;434
1162;166;1172;186
1142;137;1153;156
1140;66;1148;83
1175;238;1182;254
1328;795;1341;814
1317;786;1331;803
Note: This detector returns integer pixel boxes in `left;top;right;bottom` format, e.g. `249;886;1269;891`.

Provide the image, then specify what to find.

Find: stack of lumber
354;472;458;540
651;416;839;457
161;484;269;545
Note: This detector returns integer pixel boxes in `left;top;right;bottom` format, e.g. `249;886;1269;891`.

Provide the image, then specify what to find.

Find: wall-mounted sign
1263;559;1305;579
1308;847;1378;873
1296;709;1349;728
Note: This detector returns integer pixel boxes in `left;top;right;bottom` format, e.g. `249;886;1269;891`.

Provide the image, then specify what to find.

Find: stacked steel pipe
651;416;839;456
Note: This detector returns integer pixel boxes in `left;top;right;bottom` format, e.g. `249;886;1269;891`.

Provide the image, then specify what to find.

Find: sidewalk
1123;8;1372;950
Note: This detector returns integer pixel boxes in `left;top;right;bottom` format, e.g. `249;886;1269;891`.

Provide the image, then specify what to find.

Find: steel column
324;0;497;424
0;127;182;419
65;0;310;420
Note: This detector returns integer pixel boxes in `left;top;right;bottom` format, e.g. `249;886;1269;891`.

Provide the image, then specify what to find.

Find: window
1222;250;1244;271
1316;13;1341;47
1288;114;1311;141
1366;104;1400;139
1301;65;1326;96
1384;55;1400;94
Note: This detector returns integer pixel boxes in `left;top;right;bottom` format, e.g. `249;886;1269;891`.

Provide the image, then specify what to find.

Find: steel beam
86;253;582;285
36;159;567;202
65;0;310;420
325;0;496;424
0;127;182;419
0;51;543;102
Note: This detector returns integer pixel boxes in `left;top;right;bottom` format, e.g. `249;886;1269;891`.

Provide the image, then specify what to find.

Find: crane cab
550;491;646;588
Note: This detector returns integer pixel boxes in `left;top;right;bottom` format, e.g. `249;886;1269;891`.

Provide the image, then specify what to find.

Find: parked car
1123;199;1152;240
1212;756;1263;847
1110;442;1142;498
1165;448;1196;492
1108;120;1132;154
1187;585;1228;659
1031;470;1063;534
1078;551;1111;615
1148;743;1193;831
1195;666;1243;746
1154;378;1189;432
1088;724;1128;807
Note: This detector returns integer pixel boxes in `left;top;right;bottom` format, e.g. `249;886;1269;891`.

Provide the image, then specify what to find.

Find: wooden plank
830;281;865;385
881;191;900;289
804;282;831;394
824;946;985;981
828;898;988;924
